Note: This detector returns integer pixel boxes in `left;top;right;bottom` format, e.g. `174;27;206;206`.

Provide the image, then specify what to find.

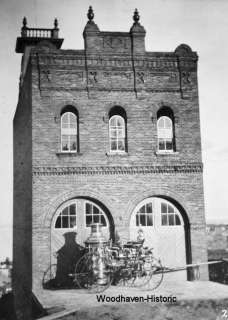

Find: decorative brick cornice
31;54;196;70
33;163;203;176
39;87;181;93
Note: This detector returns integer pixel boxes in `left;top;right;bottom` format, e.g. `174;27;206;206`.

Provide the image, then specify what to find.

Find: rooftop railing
21;17;59;39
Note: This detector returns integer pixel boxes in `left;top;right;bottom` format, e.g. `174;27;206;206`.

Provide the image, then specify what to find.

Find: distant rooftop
206;218;228;225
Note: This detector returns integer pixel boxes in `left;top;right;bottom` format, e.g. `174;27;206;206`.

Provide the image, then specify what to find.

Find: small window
161;202;181;226
85;202;107;227
61;111;77;152
55;203;77;229
109;115;126;152
157;116;173;152
136;202;153;226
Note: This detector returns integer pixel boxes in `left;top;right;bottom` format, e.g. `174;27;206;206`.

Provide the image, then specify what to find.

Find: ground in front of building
35;279;228;320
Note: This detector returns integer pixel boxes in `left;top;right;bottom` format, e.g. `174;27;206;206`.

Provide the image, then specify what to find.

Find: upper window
61;111;77;152
157;106;175;153
109;115;126;152
157;116;173;151
108;106;127;153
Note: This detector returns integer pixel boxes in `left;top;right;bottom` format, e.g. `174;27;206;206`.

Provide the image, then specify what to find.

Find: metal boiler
85;223;109;285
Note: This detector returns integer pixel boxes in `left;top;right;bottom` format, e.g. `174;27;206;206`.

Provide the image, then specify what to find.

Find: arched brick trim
125;187;190;222
154;101;179;115
54;101;81;122
105;102;129;114
108;106;127;119
42;188;116;238
103;103;128;122
60;105;79;116
125;187;192;280
157;106;174;119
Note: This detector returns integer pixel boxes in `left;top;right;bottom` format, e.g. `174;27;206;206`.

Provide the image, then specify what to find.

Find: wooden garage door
130;197;186;281
51;199;110;265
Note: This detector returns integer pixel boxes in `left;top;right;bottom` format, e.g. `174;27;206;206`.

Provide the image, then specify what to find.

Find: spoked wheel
128;258;153;287
112;266;135;287
147;257;164;290
74;252;112;293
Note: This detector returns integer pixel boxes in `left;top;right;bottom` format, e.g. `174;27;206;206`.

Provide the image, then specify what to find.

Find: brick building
13;8;208;319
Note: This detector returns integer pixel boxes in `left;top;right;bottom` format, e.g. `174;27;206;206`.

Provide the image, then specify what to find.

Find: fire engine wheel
128;257;163;289
112;266;136;287
147;258;164;290
113;256;152;288
128;258;153;288
74;252;113;293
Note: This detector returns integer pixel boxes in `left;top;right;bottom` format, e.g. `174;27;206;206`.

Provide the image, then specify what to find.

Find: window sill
56;152;83;157
106;152;129;157
155;151;179;156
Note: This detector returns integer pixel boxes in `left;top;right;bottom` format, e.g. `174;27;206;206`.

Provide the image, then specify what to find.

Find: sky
0;0;228;260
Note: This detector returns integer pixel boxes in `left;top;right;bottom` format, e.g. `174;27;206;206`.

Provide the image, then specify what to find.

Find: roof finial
87;6;94;22
54;18;58;29
133;9;140;24
22;17;27;28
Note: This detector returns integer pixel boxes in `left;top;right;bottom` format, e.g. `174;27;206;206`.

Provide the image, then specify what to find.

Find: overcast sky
0;0;228;260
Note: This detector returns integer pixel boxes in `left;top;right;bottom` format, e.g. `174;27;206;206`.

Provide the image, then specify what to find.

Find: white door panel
130;197;187;281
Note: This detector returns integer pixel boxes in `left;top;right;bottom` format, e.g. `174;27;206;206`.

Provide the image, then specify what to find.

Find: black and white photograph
0;0;228;319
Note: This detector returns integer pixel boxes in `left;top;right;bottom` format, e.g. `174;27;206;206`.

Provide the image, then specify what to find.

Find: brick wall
31;89;202;166
31;171;207;291
13;62;32;319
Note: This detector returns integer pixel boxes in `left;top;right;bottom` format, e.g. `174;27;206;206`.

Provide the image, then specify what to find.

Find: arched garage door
51;198;111;264
130;197;187;280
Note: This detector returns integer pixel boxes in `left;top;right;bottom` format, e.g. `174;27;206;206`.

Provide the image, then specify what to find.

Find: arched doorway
50;198;113;265
130;197;188;280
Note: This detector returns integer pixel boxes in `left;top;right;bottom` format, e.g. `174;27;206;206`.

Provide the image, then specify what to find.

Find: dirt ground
37;280;228;320
71;300;228;320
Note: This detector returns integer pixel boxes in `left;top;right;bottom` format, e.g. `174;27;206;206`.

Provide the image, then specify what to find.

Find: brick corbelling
38;87;181;93
33;163;203;176
30;52;196;70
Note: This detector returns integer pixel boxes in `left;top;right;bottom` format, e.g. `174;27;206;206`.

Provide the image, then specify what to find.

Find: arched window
55;203;76;229
53;199;110;232
160;201;181;226
85;202;107;227
135;202;153;226
157;116;173;151
131;198;183;229
109;115;126;152
157;106;175;152
61;111;78;152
